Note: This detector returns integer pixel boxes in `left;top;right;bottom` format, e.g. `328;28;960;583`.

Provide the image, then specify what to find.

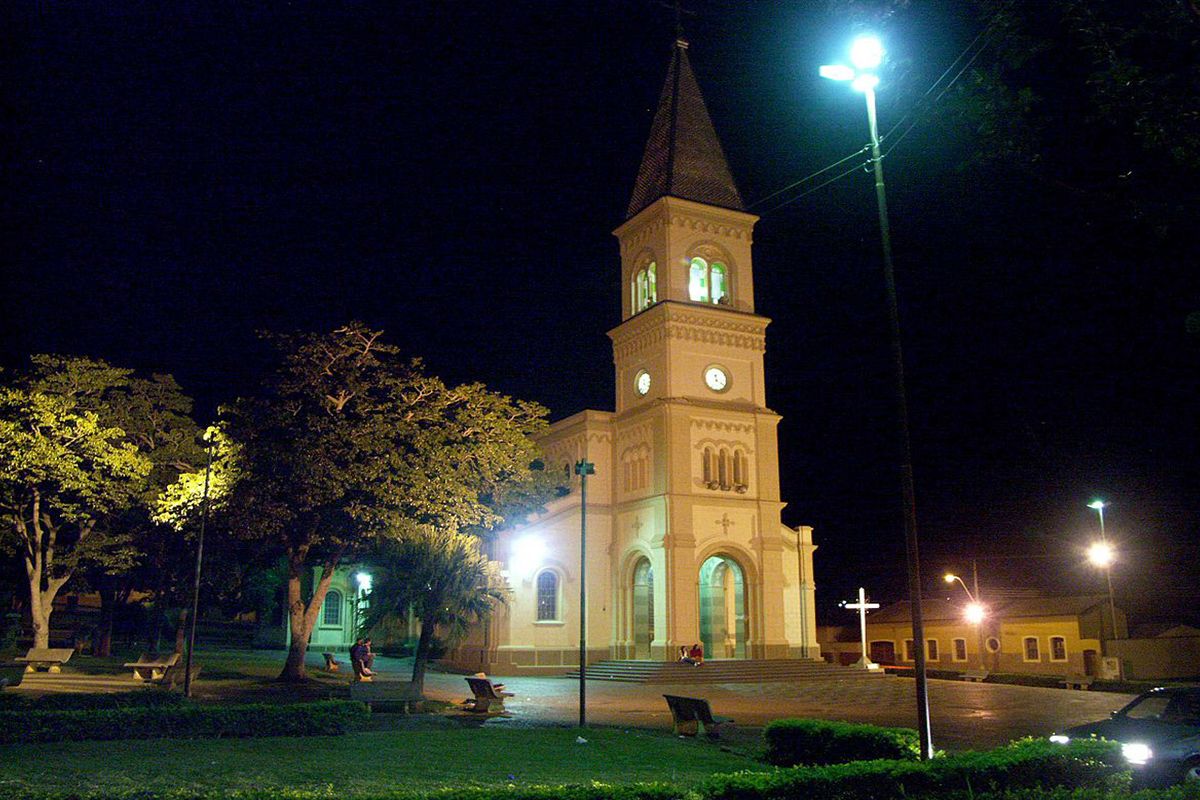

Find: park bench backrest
466;677;503;699
663;694;717;725
20;647;74;664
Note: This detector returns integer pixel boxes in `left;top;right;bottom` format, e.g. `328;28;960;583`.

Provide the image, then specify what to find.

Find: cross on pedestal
844;587;881;670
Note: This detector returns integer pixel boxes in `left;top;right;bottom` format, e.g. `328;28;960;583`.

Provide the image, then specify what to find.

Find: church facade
447;40;820;674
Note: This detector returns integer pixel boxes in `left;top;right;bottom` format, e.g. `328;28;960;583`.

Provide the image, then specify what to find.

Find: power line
749;145;869;210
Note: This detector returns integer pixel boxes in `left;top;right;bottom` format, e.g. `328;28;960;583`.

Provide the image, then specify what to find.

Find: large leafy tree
363;528;505;695
224;322;550;682
0;359;152;649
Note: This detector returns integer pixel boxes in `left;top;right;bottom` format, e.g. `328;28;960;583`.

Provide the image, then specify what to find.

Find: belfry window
632;261;657;313
688;257;728;305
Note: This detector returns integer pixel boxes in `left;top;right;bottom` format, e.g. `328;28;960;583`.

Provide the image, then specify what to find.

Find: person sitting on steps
688;642;704;666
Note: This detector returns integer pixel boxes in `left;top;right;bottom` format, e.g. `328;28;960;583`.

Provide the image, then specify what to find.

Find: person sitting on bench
349;638;374;679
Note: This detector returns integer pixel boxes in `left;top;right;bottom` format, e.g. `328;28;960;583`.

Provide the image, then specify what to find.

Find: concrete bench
15;647;75;673
962;668;989;682
663;694;733;739
123;652;180;681
351;680;420;713
1061;674;1095;690
0;663;26;689
465;676;514;713
160;661;201;689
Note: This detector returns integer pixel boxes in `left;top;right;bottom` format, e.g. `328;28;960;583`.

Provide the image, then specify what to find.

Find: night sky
6;2;1198;624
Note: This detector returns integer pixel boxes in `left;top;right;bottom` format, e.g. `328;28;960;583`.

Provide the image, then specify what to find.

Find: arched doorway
632;558;654;660
698;555;747;659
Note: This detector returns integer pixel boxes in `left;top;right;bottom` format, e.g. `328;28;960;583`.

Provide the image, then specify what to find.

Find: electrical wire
757;159;871;217
750;144;870;210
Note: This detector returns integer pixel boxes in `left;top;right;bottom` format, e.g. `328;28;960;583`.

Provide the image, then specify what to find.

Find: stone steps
564;659;888;683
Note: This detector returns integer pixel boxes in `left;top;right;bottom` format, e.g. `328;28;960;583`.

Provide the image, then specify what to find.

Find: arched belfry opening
632;558;655;659
698;554;748;659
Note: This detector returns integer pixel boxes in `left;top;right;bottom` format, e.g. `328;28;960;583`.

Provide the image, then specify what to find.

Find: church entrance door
632;558;654;660
698;555;747;659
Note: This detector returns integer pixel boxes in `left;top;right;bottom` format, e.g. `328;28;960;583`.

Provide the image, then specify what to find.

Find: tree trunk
96;586;116;658
174;607;188;655
410;614;436;697
31;601;51;650
278;546;343;683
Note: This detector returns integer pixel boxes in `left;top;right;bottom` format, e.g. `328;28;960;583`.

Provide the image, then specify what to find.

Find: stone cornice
613;197;759;253
609;301;770;359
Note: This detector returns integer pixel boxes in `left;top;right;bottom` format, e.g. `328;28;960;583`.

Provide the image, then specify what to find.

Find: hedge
703;738;1127;800
0;699;367;744
762;717;920;765
0;689;186;712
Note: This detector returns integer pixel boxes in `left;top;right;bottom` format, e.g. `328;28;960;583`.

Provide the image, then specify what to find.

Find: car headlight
1049;734;1070;745
1122;742;1153;765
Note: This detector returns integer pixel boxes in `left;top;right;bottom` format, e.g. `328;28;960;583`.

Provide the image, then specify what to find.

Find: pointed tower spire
626;40;744;219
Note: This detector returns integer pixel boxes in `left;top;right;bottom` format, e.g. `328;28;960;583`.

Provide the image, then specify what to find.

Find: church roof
626;40;745;219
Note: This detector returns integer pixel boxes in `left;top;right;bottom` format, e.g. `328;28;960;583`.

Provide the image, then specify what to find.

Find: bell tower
606;39;818;661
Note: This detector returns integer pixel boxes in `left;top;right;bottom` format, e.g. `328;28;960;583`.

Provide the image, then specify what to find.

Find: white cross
844;587;881;670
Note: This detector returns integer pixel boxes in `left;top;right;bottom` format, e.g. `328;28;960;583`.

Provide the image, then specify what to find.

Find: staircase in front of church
564;659;889;684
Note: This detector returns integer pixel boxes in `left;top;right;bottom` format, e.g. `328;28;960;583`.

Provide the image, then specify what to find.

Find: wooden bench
351;680;420;713
962;668;989;682
1061;674;1095;690
465;676;514;713
123;652;180;681
323;652;341;672
0;663;26;689
15;647;75;673
663;694;733;739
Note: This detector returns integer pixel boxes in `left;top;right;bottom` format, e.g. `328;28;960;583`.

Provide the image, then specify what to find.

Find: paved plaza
420;667;1134;752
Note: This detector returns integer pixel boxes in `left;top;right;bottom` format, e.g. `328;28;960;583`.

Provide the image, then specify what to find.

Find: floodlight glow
820;64;855;82
1049;734;1070;745
850;36;884;70
944;573;958;584
355;572;372;592
1122;742;1153;765
510;535;546;576
964;603;985;625
851;74;880;92
1088;541;1115;568
1088;499;1107;510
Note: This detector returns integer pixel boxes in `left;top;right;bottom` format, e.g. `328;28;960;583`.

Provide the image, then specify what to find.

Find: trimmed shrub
704;738;1127;800
0;699;366;744
33;689;188;711
762;717;920;765
0;785;685;800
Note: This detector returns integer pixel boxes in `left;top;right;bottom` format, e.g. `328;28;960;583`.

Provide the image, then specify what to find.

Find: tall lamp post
1087;500;1120;645
944;570;987;669
184;427;217;699
822;35;933;759
575;459;595;729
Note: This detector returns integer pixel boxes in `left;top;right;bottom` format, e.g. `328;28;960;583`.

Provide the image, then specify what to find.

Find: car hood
1065;718;1200;759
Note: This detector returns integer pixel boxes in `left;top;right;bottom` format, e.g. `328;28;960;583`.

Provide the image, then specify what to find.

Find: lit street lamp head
944;573;958;584
850;35;884;70
964;603;986;625
1088;540;1115;568
1088;499;1107;511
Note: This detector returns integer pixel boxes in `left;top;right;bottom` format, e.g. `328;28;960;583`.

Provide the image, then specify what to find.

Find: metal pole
863;85;933;759
972;559;986;671
184;436;215;698
575;459;595;728
1097;506;1119;642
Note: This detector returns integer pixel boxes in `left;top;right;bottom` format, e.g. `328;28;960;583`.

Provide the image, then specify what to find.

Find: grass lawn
0;727;761;794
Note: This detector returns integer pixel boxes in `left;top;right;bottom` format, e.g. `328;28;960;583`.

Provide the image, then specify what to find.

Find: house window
688;257;729;304
926;639;939;661
536;570;559;621
322;589;342;626
1023;636;1040;661
952;638;968;662
903;639;915;661
1049;636;1068;662
631;261;657;313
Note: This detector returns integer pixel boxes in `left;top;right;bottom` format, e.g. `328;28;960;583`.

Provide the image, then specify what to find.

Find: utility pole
575;459;595;728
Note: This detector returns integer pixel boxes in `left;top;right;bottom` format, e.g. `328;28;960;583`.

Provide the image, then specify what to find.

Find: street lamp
944;572;987;666
575;459;596;729
1087;500;1120;643
822;35;934;760
184;426;218;699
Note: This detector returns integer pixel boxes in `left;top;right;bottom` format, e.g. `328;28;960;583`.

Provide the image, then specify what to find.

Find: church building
448;39;821;674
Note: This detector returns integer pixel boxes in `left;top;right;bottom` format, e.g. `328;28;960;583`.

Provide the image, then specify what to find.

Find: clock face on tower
635;370;651;396
704;366;729;392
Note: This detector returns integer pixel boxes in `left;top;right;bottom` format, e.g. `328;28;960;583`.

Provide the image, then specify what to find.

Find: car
1051;686;1200;786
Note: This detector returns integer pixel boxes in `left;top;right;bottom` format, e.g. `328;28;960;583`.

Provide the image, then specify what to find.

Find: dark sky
5;2;1198;624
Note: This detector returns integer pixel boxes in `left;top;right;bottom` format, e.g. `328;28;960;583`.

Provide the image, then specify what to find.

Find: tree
363;527;505;695
0;360;151;649
224;322;550;682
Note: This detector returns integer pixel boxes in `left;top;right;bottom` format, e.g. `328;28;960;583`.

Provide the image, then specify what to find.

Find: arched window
732;449;744;486
536;571;559;621
718;448;729;489
688;257;729;304
322;589;342;626
631;261;658;313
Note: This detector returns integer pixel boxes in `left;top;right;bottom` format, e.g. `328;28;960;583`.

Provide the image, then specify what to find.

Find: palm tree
362;527;505;696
